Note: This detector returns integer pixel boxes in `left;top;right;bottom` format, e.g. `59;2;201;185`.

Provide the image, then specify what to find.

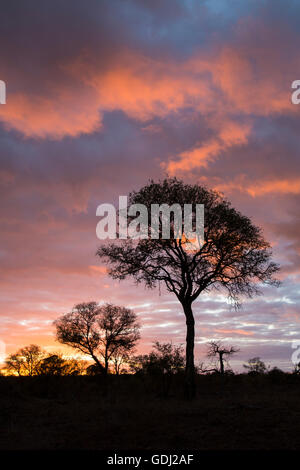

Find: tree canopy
54;302;140;374
97;178;280;397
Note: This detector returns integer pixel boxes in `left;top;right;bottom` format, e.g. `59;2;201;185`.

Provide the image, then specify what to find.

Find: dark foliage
97;178;280;398
54;302;140;374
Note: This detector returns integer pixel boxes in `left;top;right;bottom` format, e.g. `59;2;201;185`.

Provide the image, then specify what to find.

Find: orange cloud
0;89;101;139
88;265;107;275
166;120;251;173
0;41;296;142
214;177;300;197
215;328;254;336
247;179;300;196
206;46;292;116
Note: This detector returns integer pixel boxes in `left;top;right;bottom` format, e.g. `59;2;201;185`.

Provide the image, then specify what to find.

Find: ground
0;373;299;450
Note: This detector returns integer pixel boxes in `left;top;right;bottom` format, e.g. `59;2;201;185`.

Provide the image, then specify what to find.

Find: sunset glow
1;0;300;373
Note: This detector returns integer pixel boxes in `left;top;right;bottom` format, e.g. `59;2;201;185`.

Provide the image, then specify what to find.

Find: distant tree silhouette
54;302;140;374
195;362;212;374
37;354;83;376
243;357;267;374
207;341;239;375
268;366;285;380
130;342;185;398
37;354;65;376
5;344;44;376
110;345;130;375
86;363;104;375
97;178;280;398
130;342;185;376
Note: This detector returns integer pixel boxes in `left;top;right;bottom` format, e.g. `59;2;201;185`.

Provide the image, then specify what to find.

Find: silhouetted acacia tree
5;344;45;376
130;342;185;398
206;341;239;374
37;354;83;376
54;302;140;374
243;356;267;374
86;363;104;375
130;342;185;376
97;178;280;398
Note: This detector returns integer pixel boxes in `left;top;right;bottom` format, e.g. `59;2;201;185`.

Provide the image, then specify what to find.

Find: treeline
2;301;299;379
2;345;85;376
1;341;185;377
2;338;300;378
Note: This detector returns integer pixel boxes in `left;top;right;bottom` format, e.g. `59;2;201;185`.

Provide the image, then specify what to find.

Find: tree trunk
104;344;109;375
90;352;105;374
219;352;224;375
182;300;196;399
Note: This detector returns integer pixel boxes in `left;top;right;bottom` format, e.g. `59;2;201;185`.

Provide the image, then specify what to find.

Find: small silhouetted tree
86;363;104;375
97;178;280;398
268;366;285;381
5;344;45;376
130;342;185;397
207;341;239;375
37;354;83;376
37;354;65;376
98;303;140;373
110;345;130;375
54;302;140;374
130;342;185;375
243;357;267;374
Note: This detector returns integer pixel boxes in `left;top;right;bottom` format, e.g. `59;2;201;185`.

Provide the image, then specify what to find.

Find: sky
1;0;300;371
